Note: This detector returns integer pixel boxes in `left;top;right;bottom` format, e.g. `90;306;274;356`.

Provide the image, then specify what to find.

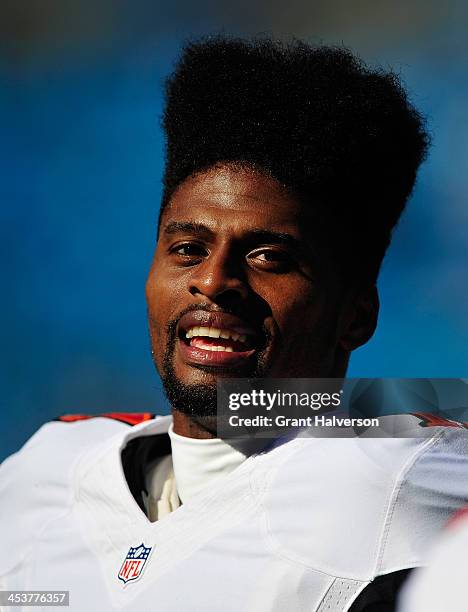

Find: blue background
1;1;467;461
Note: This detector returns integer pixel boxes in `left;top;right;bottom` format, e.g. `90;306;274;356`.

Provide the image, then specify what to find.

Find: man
1;37;467;611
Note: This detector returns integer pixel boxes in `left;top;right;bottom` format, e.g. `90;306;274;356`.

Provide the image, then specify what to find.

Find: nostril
215;287;248;306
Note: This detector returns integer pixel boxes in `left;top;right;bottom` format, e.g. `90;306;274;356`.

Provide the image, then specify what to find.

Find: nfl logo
118;543;152;584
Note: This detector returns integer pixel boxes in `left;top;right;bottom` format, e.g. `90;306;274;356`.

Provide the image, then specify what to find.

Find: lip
179;340;256;368
177;310;260;370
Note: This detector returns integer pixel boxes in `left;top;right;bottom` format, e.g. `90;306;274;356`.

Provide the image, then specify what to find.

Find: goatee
160;317;219;418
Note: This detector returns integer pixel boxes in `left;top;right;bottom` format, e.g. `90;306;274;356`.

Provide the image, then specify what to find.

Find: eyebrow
162;221;215;238
162;221;301;248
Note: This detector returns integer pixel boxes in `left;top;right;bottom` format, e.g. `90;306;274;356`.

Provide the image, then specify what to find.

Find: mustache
165;302;272;353
166;303;255;335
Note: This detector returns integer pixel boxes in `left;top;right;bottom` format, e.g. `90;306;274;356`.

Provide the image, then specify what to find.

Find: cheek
146;250;175;319
145;254;190;357
145;274;164;361
267;280;327;333
146;265;162;326
267;282;339;361
145;263;175;355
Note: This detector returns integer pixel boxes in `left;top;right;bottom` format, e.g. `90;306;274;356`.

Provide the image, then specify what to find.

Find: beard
162;345;218;419
156;305;271;422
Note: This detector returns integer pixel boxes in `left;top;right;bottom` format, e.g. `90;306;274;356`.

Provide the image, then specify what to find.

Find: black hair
160;36;430;285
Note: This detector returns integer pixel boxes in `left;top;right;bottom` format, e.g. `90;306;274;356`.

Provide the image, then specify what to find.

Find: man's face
146;165;350;416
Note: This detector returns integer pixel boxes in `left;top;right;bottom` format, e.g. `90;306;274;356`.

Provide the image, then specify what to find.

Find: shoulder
398;507;468;611
258;414;468;581
0;412;158;575
0;412;155;483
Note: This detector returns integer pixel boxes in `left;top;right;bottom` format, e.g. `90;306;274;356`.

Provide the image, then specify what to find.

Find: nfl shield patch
118;543;152;584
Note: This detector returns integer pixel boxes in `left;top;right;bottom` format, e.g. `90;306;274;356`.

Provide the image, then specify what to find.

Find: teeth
186;326;199;339
185;326;249;344
193;344;234;352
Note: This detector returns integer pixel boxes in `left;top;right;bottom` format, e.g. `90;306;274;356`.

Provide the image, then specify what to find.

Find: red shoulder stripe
412;412;468;429
56;412;155;426
446;506;468;531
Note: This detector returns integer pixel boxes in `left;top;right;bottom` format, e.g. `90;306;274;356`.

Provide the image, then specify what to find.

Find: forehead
161;166;303;233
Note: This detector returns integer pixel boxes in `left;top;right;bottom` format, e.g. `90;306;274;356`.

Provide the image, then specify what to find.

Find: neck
171;351;350;440
172;410;217;439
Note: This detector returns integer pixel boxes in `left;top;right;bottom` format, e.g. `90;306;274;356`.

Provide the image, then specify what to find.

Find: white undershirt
168;424;262;503
143;424;268;520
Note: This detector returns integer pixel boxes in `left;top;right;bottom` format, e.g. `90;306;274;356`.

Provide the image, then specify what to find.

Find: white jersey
1;413;468;611
397;507;468;612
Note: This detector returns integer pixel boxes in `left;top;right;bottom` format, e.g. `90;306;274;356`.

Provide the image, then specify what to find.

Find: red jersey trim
56;412;155;426
412;412;468;429
446;506;468;531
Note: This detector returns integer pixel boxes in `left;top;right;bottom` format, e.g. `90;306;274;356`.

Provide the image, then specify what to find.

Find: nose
188;245;249;304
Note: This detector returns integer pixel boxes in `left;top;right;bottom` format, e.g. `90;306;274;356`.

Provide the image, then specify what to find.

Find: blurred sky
1;0;467;460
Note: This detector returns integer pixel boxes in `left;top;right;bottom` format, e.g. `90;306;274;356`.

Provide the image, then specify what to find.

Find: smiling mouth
176;313;263;370
181;325;256;352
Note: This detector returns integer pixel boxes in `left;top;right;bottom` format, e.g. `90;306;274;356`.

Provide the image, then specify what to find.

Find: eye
170;242;208;263
247;248;294;272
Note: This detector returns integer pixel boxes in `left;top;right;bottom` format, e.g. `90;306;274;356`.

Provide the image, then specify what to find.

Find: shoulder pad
0;416;132;575
262;427;468;580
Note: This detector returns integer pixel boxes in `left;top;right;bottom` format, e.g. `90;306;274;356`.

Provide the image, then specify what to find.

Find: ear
338;286;379;352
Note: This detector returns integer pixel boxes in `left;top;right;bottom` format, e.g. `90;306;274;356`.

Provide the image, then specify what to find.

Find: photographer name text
229;415;380;428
